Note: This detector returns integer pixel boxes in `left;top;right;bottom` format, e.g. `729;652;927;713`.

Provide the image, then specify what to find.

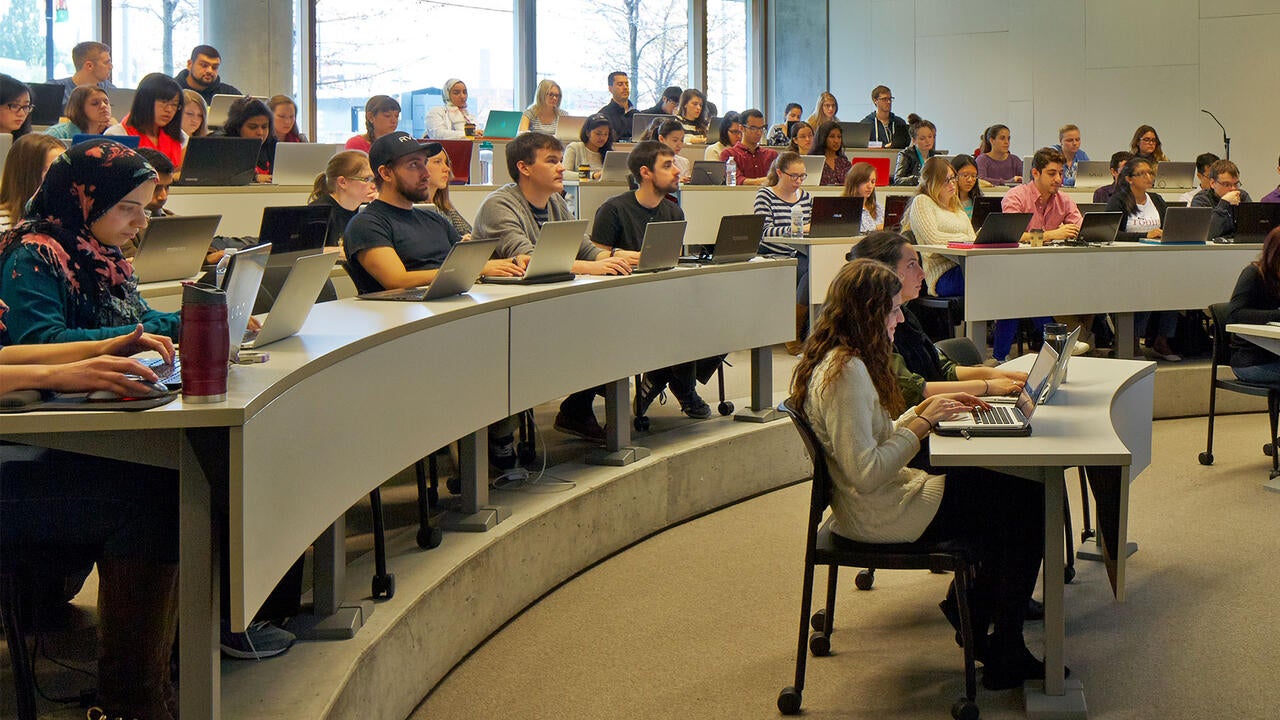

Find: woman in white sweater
789;259;1053;691
903;156;973;296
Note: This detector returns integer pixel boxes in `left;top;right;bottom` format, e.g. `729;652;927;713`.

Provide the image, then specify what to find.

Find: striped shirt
753;186;812;256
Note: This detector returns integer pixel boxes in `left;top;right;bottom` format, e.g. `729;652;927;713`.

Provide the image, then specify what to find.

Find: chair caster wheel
416;525;443;549
1198;452;1213;466
1064;565;1076;584
446;476;461;495
371;573;395;600
809;609;826;632
951;697;980;720
855;568;875;590
633;415;650;432
718;401;734;416
1266;443;1275;457
808;630;830;656
777;686;802;715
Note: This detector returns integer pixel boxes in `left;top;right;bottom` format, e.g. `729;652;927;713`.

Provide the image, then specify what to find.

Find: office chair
776;403;979;720
1199;303;1280;477
632;357;735;432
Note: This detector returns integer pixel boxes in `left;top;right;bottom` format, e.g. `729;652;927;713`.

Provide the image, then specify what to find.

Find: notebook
837;121;873;148
800;155;825;187
241;252;339;348
681;214;765;264
599;151;632;183
221;244;272;361
1231;203;1280;243
479;220;587;285
948;212;1030;249
809;196;861;238
1146;206;1213;244
358;239;499;301
206;94;269;129
131;214;221;282
273;142;342;186
1074;211;1123;245
556;115;586;142
257;205;333;264
174;137;261;186
936;339;1057;436
689;160;727;186
1153;161;1196;190
633;220;686;273
482;110;523;139
632;113;678;141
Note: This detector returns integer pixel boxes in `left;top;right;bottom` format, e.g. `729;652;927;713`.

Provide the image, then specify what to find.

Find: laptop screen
222;245;271;360
1014;343;1058;419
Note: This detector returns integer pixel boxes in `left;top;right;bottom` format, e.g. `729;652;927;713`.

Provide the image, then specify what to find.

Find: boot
785;304;808;355
95;559;179;720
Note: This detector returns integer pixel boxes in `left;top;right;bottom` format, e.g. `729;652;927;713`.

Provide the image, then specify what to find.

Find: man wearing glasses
860;85;909;148
719;109;777;186
1192;159;1252;239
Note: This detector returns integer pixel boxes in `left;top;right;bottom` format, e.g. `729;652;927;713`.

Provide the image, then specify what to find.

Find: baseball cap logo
397;134;413;143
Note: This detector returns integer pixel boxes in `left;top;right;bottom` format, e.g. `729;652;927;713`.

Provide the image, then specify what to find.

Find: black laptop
1073;211;1123;245
971;196;1005;229
1233;203;1280;243
883;195;911;231
689;161;727;186
838;121;873;148
257;205;333;264
175;137;261;186
810;196;862;238
681;214;765;264
27;83;64;126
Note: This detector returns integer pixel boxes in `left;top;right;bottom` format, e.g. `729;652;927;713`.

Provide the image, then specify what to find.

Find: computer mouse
86;380;171;402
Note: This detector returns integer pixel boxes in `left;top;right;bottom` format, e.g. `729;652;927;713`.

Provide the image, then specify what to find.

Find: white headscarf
442;78;465;108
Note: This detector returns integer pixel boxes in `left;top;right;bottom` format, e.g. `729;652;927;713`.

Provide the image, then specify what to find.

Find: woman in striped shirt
754;151;813;353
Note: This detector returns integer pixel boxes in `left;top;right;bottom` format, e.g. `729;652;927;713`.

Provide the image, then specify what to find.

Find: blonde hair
805;91;839;129
1058;123;1079;140
528;79;562;117
917;156;961;212
182;89;208;137
309;150;369;203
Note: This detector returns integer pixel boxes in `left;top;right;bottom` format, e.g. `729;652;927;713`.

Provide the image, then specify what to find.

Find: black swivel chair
776;403;979;720
1199;303;1280;477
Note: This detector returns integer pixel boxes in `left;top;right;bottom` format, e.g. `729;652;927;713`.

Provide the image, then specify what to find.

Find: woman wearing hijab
427;78;482;139
0;139;180;345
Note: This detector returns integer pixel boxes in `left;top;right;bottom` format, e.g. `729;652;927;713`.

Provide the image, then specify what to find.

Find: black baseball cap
369;131;443;171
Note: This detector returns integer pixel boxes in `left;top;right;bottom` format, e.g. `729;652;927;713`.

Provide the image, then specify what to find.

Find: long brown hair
1255;227;1280;299
842;161;879;216
0;134;66;221
789;259;904;418
65;85;109;133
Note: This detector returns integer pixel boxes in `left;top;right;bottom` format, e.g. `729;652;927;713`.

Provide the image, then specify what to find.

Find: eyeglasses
5;103;35;114
876;96;894;102
1214;178;1241;189
345;175;376;183
1139;136;1157;145
944;176;958;185
547;93;561;99
744;124;766;132
156;100;180;110
957;172;978;181
781;170;808;182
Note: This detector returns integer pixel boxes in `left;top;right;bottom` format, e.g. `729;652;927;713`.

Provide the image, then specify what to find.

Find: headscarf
442;78;463;106
0;139;157;332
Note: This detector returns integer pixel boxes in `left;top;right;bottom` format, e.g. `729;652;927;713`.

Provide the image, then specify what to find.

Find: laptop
599;151;632;183
175;137;261;186
985;325;1081;405
130;214;221;282
1231;203;1280;243
74;134;140;148
971;196;1005;229
273;142;341;185
482;110;523;139
689;160;727;186
358;239;499;301
800;155;825;187
708;116;724;141
838;121;873;148
809;196;861;238
556;115;586;142
884;195;911;231
206;94;268;129
104;88;136;117
1153;161;1196;190
948;212;1030;249
1074;211;1123;245
241;252;339;348
1074;161;1112;186
432;139;473;184
1075;203;1107;215
632;113;677;141
221;244;272;361
633;221;686;273
681;214;765;264
936;339;1057;437
27;83;64;126
257;205;333;264
479;220;587;285
1148;206;1213;244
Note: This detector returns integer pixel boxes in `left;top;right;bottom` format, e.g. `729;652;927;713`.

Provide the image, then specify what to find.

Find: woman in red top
105;73;186;168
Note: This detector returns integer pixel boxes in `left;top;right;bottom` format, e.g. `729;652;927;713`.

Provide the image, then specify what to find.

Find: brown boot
785;303;809;355
95;559;179;720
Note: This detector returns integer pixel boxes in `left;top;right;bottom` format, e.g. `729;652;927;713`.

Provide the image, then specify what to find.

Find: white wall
828;0;1280;192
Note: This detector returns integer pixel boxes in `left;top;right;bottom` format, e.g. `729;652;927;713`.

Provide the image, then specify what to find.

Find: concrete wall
204;0;294;99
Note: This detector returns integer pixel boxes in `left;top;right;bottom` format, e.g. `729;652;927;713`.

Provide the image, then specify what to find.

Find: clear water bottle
478;141;494;185
790;204;804;239
725;156;737;186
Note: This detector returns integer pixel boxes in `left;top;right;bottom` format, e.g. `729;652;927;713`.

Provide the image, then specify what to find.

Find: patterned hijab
0;139;157;331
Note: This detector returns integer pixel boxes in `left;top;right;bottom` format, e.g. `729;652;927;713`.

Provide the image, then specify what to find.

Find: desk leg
290;518;374;641
966;321;988;358
178;428;220;720
440;430;508;531
735;346;784;423
588;378;651;466
1115;312;1136;359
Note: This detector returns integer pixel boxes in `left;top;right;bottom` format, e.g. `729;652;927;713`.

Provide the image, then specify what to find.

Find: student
0;134;66;230
1191;158;1252;240
44;85;114;139
639;85;682;116
1179;152;1219;206
308;149;377;246
951;154;983;218
805;91;838;130
1129;124;1168;163
1260;155;1280;204
789;258;1050;690
0;74;34;139
269;95;307;142
1106;157;1180;360
1092;151;1132;204
115;147;176;259
859;85;909;148
891;114;938;186
676;88;709;144
427;78;481;139
704;111;741;161
518;79;567;135
52;41;117;103
902;156;972;297
720;108;777;186
104;72;188;168
651;118;691;180
345;94;400;152
842;161;883;233
1001;147;1082;244
754;151;812;354
0;139;180;345
811;120;851;186
596;71;636;141
220;96;277;182
768;102;802;146
1053;124;1088;187
975;124;1022;185
181;88;209;138
1226;227;1280;384
787;119;814;156
562;113;613;180
427;150;473;239
175;44;241;104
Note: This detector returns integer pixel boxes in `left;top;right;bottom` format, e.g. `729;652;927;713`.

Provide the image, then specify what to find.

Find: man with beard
175;45;240;105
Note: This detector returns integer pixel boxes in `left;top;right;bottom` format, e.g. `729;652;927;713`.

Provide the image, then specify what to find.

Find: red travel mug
180;282;230;403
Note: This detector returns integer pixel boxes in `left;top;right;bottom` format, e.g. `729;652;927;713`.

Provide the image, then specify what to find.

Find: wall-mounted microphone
1201;109;1230;160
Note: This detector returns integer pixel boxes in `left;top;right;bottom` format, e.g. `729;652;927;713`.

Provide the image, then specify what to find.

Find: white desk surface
1227;322;1280;355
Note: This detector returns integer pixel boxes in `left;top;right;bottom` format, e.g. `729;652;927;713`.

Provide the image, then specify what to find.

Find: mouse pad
0;389;178;413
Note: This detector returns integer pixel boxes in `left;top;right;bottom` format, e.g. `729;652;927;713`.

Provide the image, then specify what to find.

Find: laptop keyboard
972;405;1016;425
142;357;182;387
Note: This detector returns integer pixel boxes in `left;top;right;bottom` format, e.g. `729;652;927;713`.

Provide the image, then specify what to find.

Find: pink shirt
1000;182;1082;230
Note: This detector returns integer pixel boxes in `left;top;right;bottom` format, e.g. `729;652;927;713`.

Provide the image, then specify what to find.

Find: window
111;0;203;87
313;0;513;144
706;0;748;116
0;0;99;82
537;0;687;118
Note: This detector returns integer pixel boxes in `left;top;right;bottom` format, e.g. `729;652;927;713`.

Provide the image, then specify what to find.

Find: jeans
993;317;1052;361
934;265;965;297
1233;361;1280;386
1136;311;1179;339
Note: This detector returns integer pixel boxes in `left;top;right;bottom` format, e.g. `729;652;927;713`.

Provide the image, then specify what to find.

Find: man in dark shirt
719;109;777;186
859;85;909;148
639;86;681;116
596;71;635;142
1092;151;1132;205
1191;158;1253;239
174;45;241;105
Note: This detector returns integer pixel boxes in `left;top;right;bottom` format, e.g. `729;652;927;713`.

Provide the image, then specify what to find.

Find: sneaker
672;388;713;419
220;620;295;660
489;435;517;471
634;373;668;418
553;410;606;442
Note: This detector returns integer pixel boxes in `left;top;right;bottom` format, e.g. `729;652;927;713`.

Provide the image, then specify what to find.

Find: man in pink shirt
1001;147;1082;243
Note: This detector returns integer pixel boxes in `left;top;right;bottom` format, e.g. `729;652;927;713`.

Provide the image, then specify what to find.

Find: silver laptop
358;239;500;301
634;220;686;273
600;151;631;183
1075;161;1112;186
131;214;221;282
556;115;586;142
207;94;269;129
1154;206;1213;244
1039;325;1082;405
242;252;338;348
273;143;342;186
1153;161;1196;190
936;340;1057;436
480;220;587;285
104;88;136;117
800;155;824;187
221;244;271;361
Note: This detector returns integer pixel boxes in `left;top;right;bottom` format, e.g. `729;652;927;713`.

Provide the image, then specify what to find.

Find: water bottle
725;156;737;186
180;283;230;403
478;141;494;185
1043;322;1070;383
790;204;805;239
213;247;237;289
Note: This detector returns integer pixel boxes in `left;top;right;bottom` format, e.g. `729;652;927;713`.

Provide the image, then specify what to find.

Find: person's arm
908;197;973;246
891;148;918;186
819;359;923;495
0;324;173;366
1011;155;1024;183
355;246;443;288
753;189;791;237
517;112;531;133
0;356;163;396
924;375;1024;398
1226;265;1280;325
426;106;465;140
474;195;536;259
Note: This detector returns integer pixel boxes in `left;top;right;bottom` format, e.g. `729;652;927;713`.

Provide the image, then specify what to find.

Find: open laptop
800;155;825;187
480;220;587;285
599;151;631;183
949;212;1030;249
1074;211;1123;245
207;94;268;129
1232;203;1280;243
633;221;686;273
358;239;499;301
838;121;873;148
884;195;911;231
1146;206;1213;244
273;142;341;185
257;205;332;265
810;196;861;238
482;110;523;139
936;338;1057;436
1153;161;1196;190
1074;161;1112;186
681;214;765;264
985;325;1081;405
632;113;677;141
689;160;727;186
556;115;586;142
131;214;221;282
971;196;1005;229
221;244;272;361
104;88;136;117
175;137;261;186
241;252;339;348
27;83;64;126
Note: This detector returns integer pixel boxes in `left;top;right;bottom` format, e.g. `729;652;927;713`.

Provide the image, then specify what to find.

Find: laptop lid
689;160;727;186
599;150;631;183
632;113;678;141
800;155;824;187
555;115;586;142
1075;203;1107;215
243;252;338;348
970;212;1031;246
482;110;523;139
27;83;64;126
104;88;136;117
1153;161;1196;190
1039;325;1081;404
838;121;873;148
884;195;911;231
272;142;341;186
710;214;765;263
1075;161;1112;185
635;220;686;272
1159;206;1213;243
175;137;261;186
524;219;588;279
937;340;1057;434
222;244;271;361
1232;203;1280;243
358;239;499;301
1077;211;1123;244
810;196;861;238
971;196;1004;229
131;214;222;283
206;94;268;129
257;205;332;262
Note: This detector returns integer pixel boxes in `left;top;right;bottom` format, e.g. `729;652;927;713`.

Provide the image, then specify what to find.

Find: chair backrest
1206;302;1232;369
781;402;834;537
935;337;984;367
338;257;384;296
